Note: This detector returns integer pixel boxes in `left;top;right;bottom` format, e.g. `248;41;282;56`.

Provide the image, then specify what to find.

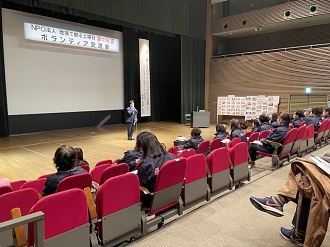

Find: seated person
230;118;247;142
137;131;174;193
116;146;143;171
270;112;280;128
248;112;290;168
323;107;330;120
251;119;261;132
259;114;273;132
214;123;228;140
303;108;312;121
74;147;89;166
304;107;322;132
291;110;304;128
239;121;248;134
184;128;204;151
42;145;86;197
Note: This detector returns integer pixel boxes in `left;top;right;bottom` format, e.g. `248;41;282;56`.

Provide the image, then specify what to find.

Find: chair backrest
247;132;259;145
90;164;112;184
229;142;248;167
209;138;222;152
185;154;207;184
279;128;297;155
206;147;229;174
95;159;113;167
245;131;251;138
10;180;27;191
38;173;53;179
167;146;179;157
0;185;13;196
80;165;90;173
28;189;89;246
99;163;129;185
56;173;92;192
258;130;269;140
197;140;210;155
291;125;306;153
228;137;241;148
299;121;306;127
306;124;315;139
177;148;196;158
149;158;187;215
21;178;47;195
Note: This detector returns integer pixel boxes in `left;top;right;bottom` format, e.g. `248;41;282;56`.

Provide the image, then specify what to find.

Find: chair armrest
140;186;151;195
265;140;282;154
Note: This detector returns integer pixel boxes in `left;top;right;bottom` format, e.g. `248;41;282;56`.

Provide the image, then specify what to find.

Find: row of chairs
0;144;251;247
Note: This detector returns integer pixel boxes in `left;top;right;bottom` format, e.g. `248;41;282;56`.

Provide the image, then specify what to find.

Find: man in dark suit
126;100;138;140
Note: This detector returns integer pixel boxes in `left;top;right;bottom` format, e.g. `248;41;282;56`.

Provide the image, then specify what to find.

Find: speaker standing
126;100;138;140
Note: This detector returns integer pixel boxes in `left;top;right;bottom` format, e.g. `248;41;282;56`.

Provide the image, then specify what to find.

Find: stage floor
0;121;218;181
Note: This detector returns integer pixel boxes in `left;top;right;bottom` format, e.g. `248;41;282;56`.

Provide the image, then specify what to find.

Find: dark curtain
0;4;9;137
181;36;206;123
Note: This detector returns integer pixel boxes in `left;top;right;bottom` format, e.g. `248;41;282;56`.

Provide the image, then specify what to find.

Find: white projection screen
2;9;124;115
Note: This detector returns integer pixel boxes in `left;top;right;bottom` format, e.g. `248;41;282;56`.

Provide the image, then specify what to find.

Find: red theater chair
141;158;187;234
306;124;315;153
182;154;210;207
21;178;47;195
256;128;297;168
99;163;129;185
205;147;232;194
38;173;53;179
229;142;251;188
167;146;179;157
209;138;222;152
314;119;330;148
0;188;39;247
95;173;141;246
90;164;112;184
258;130;269;140
247;132;259;146
28;189;90;247
80;165;90;173
197;140;210;156
324;119;330;140
10;180;27;191
95;159;113;167
228;137;241;148
177;148;196;158
56;173;92;192
0;185;12;196
290;125;306;158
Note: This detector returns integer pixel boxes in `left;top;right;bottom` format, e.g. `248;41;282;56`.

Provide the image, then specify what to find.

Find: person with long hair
136;131;174;192
230;118;247;142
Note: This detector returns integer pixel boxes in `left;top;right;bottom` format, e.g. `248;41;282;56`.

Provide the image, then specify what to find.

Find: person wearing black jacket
291;110;304;128
230;118;247;142
323;107;330;120
304;107;322;132
126;100;138;140
214;124;228;140
248;113;290;168
270;112;280;128
259;114;273;132
184;128;204;151
117;147;143;171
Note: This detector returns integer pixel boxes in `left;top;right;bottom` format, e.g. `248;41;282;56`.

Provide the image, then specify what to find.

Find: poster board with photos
217;95;279;121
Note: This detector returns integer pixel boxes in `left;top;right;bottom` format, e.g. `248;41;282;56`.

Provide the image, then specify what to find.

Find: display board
217;95;280;120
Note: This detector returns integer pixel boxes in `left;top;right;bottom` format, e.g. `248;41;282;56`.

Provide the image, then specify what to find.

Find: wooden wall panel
209;46;330;122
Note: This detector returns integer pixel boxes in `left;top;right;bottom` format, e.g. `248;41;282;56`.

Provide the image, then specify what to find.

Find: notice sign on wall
24;22;119;52
139;39;151;117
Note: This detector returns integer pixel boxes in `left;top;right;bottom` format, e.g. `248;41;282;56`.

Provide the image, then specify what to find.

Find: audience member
214;124;228;140
184;128;204;151
137;131;174;193
323;107;330;119
116;146;143;171
259;114;273;132
291;110;304;128
248;113;290;168
251;119;260;132
270;112;280;128
303;108;312;119
250;153;330;246
304;107;322;132
74;147;89;166
239;121;248;134
42;145;86;197
230;118;247;142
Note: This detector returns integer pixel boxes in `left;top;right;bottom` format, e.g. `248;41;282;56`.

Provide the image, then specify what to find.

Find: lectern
191;111;210;128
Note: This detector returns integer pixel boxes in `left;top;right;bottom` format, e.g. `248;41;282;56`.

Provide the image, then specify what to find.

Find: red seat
0;185;12;196
245;131;252;138
80;165;90;173
182;154;210;206
247;132;259;146
0;188;39;247
209;138;222;152
95;159;113;167
177;148;196;158
228;137;241;148
28;189;90;247
141;158;187;234
229;142;250;187
56;173;92;192
197;140;210;156
258;130;269;140
306;124;315;152
314;119;330;148
290;125;306;157
10;180;27;191
96;173;141;246
324;119;330;140
99;163;129;185
167;146;179;156
38;173;53;179
205;148;232;194
90;164;112;184
256;128;297;168
21;178;47;195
